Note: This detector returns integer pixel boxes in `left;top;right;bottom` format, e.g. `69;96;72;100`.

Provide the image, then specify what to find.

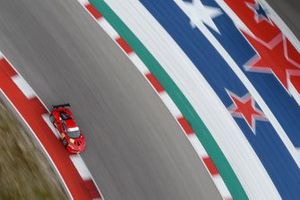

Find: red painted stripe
85;3;103;20
0;58;16;77
145;73;165;93
177;116;193;134
84;180;101;199
116;37;133;54
0;61;96;200
203;156;219;176
290;75;300;93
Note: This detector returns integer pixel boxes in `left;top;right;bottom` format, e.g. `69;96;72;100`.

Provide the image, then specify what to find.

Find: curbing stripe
213;175;232;199
11;75;36;99
79;1;234;199
84;179;102;200
127;53;149;74
145;72;165;93
70;155;92;181
177;116;194;135
203;156;219;176
68;154;102;200
42;113;61;139
115;37;133;54
85;3;102;20
0;57;16;76
98;19;119;39
188;133;208;157
159;92;182;117
0;52;103;200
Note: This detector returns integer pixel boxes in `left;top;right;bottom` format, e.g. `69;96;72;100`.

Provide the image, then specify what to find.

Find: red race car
50;104;85;153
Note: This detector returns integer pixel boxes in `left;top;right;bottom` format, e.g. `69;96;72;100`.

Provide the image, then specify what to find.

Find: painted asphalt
0;0;298;199
0;0;221;199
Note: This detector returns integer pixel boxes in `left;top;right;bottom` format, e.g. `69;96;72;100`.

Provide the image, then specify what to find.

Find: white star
174;0;223;33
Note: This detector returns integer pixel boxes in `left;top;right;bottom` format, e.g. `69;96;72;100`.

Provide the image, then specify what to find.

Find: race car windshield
67;127;80;138
61;112;71;120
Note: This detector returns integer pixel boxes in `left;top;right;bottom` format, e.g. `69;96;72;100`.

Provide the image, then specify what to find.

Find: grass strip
0;101;67;200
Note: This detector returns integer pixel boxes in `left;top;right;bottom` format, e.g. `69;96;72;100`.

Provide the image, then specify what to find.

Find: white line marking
98;19;119;39
42;113;60;139
11;75;36;99
213;175;232;199
188;133;208;158
159;92;182;118
70;154;92;180
128;53;149;74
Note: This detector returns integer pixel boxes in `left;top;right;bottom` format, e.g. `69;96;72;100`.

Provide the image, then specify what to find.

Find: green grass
0;101;67;200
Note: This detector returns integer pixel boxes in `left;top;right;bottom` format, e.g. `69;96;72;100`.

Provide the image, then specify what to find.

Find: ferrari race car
50;104;85;153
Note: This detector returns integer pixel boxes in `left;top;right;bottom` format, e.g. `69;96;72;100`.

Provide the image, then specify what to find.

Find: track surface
0;0;298;199
266;0;300;39
0;0;221;200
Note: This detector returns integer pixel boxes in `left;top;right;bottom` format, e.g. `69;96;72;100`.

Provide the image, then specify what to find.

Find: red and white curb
79;1;232;199
43;115;103;200
0;51;103;200
69;155;103;200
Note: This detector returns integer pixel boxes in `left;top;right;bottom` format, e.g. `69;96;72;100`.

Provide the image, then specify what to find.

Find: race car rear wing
52;103;71;109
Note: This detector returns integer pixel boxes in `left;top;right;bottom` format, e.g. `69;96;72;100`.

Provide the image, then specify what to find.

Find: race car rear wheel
49;114;55;123
62;138;68;147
